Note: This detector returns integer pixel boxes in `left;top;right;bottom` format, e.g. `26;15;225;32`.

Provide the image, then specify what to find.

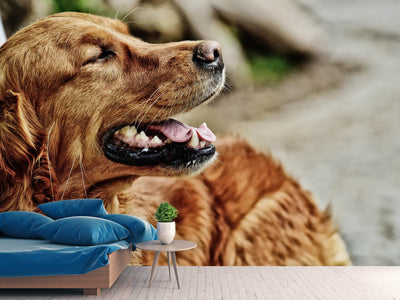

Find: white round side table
136;240;197;289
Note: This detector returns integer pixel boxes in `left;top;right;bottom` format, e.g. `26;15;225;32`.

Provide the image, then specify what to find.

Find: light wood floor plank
1;267;400;299
204;266;214;300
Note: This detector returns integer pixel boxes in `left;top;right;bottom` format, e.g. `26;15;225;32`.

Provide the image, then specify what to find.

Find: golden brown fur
0;12;350;266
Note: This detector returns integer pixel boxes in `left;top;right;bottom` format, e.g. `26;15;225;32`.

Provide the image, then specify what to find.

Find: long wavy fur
0;90;57;211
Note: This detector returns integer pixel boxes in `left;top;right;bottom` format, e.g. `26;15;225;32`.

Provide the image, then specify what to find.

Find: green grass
247;51;294;84
51;0;109;16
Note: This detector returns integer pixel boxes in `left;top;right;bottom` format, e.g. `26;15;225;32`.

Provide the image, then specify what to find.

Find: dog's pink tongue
150;119;216;143
197;123;216;142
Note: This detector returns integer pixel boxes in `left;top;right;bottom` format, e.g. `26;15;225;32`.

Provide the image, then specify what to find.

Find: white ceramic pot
157;221;175;245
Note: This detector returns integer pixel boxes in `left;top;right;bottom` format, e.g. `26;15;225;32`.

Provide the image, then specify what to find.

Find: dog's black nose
193;41;224;70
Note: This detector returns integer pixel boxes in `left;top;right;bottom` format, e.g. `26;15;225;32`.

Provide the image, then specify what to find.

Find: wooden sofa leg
83;288;100;295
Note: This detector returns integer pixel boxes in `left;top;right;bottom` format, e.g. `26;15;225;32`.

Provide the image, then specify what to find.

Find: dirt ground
180;0;400;265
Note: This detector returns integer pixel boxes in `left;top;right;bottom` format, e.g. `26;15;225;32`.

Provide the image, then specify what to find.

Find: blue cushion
0;211;52;239
38;199;107;219
34;216;129;246
101;214;157;244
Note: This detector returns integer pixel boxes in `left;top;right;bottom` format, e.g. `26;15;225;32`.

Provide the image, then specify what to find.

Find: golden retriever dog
0;12;350;266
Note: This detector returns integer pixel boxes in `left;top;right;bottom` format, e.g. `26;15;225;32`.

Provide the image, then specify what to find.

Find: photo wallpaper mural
0;0;398;267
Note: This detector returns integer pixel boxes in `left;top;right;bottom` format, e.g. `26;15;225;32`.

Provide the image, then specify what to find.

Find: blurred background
1;0;399;266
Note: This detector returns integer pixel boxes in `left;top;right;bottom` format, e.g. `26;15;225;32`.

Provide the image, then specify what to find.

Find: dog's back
113;136;351;266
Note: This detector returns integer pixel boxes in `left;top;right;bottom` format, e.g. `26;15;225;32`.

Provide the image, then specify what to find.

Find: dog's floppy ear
0;90;59;210
0;90;46;180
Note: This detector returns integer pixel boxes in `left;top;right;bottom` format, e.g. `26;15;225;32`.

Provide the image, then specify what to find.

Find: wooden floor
1;266;400;299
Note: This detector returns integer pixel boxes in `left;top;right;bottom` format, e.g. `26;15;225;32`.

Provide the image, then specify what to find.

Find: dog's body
0;12;350;266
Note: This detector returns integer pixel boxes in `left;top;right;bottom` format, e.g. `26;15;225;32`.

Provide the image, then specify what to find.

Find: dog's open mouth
103;119;216;167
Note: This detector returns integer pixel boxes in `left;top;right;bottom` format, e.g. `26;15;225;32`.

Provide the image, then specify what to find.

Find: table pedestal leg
149;251;160;288
171;251;180;289
167;251;171;281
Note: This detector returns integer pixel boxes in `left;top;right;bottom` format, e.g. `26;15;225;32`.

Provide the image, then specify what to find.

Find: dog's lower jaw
170;150;218;178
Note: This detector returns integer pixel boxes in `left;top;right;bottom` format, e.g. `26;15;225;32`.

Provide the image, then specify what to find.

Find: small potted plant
155;202;178;245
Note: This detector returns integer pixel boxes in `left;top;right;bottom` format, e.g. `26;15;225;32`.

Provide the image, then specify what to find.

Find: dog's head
0;12;224;208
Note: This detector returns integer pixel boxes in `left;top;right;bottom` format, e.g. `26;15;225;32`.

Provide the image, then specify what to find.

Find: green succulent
155;202;178;222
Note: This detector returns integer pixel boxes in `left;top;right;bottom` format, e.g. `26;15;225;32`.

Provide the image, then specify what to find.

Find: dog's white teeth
119;126;128;135
119;125;137;137
136;131;149;141
151;135;162;145
142;147;149;152
129;126;137;135
199;141;206;148
188;129;199;148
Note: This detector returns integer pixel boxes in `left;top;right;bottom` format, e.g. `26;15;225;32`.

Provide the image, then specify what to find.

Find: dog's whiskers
79;158;88;199
135;92;166;128
164;98;179;123
111;86;161;127
179;86;188;100
147;86;182;126
60;157;76;201
182;180;192;200
148;104;167;127
79;159;97;188
114;3;122;20
215;158;223;164
160;85;187;122
223;80;233;93
132;88;163;126
121;7;144;23
46;124;55;201
124;21;138;26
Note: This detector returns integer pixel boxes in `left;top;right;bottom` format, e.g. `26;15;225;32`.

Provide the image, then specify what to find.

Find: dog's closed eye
98;48;116;60
83;47;116;66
